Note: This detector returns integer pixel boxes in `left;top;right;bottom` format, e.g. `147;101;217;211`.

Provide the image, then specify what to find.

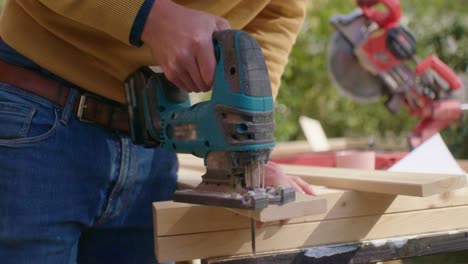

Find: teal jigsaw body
124;30;293;211
154;30;276;159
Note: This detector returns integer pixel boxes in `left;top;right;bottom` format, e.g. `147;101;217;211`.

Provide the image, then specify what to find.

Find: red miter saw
328;0;464;148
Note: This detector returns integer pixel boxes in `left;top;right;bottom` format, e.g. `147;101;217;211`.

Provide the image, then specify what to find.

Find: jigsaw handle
211;30;273;104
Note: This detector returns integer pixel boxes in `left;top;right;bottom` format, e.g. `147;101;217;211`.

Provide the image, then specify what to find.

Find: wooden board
155;205;468;262
176;159;467;197
155;194;325;227
223;193;326;222
170;153;467;261
154;187;468;237
281;164;467;197
271;137;408;155
169;144;468;262
176;168;204;190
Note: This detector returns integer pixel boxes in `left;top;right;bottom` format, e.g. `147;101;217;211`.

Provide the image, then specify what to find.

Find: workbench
202;229;468;263
153;140;468;263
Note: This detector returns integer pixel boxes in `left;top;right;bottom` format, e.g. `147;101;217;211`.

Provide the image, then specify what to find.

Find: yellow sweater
0;0;306;103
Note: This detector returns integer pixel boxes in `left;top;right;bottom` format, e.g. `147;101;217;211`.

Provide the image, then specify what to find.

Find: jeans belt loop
61;87;78;125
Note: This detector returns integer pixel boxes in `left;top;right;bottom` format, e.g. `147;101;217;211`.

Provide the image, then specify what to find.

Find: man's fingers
161;65;191;92
194;17;230;89
187;58;208;92
195;58;211;92
288;178;303;194
215;17;231;30
196;38;216;88
164;74;187;93
290;176;316;196
179;71;200;93
179;17;230;91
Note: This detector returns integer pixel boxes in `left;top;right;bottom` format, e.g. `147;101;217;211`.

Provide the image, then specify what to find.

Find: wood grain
155;205;468;262
164;144;468;262
281;164;467;196
176;155;467;197
154;187;468;237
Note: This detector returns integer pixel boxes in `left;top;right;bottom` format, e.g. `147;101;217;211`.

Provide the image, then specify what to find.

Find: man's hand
264;161;316;195
142;0;230;93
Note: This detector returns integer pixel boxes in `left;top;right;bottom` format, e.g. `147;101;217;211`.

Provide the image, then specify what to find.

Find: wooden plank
270;138;367;157
153;186;468;237
153;194;326;236
154;202;249;237
281;164;467;196
177;168;204;190
178;154;205;172
155;205;468;262
270;137;408;157
176;155;467;197
271;140;315;157
227;193;327;222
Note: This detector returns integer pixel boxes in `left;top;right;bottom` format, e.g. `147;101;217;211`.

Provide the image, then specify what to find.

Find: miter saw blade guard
327;9;388;103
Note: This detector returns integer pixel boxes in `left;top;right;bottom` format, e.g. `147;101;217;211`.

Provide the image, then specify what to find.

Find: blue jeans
0;82;178;263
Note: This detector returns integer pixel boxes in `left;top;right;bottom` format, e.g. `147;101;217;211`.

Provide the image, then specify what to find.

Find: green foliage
275;0;468;157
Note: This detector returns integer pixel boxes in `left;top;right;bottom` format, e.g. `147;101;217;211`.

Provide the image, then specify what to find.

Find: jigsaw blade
251;218;256;254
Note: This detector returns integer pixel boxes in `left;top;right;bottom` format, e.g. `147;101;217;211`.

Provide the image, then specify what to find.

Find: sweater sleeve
243;0;307;99
37;0;155;46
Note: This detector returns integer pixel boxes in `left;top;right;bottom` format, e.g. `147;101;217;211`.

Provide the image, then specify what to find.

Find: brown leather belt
0;59;130;133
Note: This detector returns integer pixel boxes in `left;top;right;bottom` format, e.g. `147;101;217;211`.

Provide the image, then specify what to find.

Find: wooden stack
153;144;468;262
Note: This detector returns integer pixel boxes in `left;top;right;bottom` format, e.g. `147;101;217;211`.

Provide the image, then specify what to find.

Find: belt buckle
77;93;99;123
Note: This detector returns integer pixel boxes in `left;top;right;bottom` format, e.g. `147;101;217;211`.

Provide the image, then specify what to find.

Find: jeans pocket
0;84;60;146
0;101;36;139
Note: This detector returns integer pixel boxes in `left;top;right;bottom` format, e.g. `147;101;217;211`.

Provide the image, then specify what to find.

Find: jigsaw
124;30;295;210
328;0;464;148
